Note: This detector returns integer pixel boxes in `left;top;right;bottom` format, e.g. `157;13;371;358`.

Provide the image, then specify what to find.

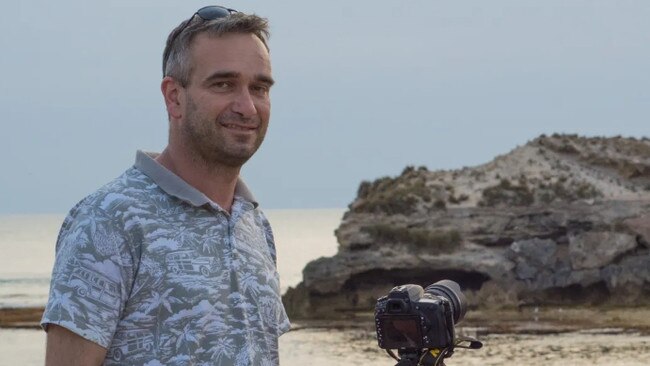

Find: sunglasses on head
163;5;239;74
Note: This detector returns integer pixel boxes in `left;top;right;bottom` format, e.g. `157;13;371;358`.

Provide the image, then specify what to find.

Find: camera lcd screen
378;315;423;349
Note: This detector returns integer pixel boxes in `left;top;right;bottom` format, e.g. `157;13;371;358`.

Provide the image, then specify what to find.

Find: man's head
161;6;273;169
163;6;270;86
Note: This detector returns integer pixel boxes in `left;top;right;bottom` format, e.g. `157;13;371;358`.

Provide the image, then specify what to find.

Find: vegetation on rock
362;224;461;252
353;167;434;214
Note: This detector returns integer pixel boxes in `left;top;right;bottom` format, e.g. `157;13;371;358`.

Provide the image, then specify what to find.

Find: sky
1;0;648;214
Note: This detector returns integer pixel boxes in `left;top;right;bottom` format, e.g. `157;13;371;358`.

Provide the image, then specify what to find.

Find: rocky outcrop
283;135;650;318
568;232;637;270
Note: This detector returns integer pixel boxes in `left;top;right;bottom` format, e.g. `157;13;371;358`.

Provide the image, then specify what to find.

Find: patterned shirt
42;151;291;365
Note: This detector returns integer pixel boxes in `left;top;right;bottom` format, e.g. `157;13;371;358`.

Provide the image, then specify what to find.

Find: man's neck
155;147;240;213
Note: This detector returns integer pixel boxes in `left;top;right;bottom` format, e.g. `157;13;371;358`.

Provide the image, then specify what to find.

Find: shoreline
4;306;650;335
0;307;44;329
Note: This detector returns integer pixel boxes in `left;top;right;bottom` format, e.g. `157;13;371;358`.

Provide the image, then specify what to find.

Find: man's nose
231;88;257;118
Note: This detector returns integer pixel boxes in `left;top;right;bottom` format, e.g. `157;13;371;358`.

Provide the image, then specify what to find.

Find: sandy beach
3;305;650;365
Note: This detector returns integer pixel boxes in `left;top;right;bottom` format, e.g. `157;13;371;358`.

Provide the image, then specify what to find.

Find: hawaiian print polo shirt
42;151;291;365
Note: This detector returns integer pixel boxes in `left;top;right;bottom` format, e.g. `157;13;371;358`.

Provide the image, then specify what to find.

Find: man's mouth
222;123;257;131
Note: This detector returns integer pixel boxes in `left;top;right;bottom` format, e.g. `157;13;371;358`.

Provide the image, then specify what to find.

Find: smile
222;123;257;131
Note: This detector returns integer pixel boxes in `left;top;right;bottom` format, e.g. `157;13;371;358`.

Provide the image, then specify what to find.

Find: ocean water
0;209;343;308
0;214;64;308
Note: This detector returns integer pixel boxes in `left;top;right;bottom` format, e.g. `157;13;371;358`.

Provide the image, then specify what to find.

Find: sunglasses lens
163;6;238;74
196;6;234;21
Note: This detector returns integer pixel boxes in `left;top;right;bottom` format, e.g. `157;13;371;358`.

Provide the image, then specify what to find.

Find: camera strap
454;335;483;350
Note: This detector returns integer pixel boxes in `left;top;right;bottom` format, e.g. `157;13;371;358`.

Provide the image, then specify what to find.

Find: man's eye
252;85;270;95
213;82;231;89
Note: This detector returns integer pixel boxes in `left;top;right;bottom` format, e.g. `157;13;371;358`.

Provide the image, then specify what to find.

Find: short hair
163;12;270;87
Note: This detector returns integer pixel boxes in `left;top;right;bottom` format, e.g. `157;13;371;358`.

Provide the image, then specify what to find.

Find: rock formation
283;134;650;318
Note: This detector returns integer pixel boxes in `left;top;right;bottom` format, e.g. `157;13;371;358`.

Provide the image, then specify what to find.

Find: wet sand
0;307;43;329
280;327;650;366
5;305;650;331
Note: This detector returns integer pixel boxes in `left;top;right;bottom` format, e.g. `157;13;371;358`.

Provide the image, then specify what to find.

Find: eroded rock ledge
283;135;650;319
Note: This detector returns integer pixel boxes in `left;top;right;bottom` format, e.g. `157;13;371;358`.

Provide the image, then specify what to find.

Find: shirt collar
134;150;258;209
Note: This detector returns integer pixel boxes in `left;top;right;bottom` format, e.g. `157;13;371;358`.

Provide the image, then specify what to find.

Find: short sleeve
41;201;134;348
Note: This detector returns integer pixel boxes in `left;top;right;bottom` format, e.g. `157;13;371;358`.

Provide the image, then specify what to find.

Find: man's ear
161;76;184;120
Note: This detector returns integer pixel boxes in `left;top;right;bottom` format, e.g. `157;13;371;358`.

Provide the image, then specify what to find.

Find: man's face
179;32;273;168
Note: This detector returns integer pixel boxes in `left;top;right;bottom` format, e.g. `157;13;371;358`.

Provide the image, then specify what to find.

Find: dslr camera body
375;280;467;351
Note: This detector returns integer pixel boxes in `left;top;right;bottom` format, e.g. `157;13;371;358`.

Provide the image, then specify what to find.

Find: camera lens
424;280;467;324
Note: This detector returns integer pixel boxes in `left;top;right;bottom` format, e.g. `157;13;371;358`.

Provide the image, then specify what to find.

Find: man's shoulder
68;166;157;220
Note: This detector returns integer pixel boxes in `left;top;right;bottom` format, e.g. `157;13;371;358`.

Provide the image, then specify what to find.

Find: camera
375;280;467;351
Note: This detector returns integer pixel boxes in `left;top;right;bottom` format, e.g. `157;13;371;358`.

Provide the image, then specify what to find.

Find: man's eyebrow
203;71;239;84
255;74;275;86
202;71;275;86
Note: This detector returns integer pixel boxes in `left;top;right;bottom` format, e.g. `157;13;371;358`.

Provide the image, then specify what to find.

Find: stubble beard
181;96;267;169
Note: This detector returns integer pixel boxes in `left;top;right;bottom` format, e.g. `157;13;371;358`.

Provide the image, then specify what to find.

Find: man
41;6;290;365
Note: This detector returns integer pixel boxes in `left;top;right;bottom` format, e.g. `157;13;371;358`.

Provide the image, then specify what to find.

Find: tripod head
387;335;482;366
